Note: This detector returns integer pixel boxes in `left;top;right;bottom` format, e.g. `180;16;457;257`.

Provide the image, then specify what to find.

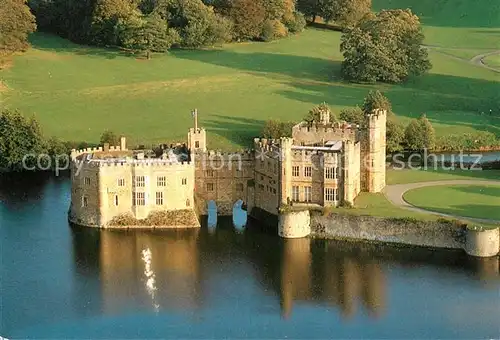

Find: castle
69;108;386;230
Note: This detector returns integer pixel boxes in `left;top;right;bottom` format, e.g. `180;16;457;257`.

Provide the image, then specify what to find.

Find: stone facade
69;108;387;229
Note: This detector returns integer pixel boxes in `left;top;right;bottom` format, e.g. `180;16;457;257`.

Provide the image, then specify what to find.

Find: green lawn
403;185;500;220
1;0;499;149
387;169;500;185
484;54;500;69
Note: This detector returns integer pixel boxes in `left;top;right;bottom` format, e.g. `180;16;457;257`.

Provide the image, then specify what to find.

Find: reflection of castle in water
99;229;202;314
71;222;498;318
279;238;385;319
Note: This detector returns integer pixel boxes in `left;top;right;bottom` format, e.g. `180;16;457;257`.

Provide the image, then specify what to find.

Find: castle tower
361;109;386;192
279;137;293;205
187;109;207;152
319;108;330;125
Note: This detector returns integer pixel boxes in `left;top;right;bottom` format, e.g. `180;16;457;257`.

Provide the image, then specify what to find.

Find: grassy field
1;0;499;150
484;54;500;69
403;185;500;220
386;169;500;185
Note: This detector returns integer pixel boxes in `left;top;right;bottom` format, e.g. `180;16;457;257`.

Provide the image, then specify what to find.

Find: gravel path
384;180;500;223
424;46;500;73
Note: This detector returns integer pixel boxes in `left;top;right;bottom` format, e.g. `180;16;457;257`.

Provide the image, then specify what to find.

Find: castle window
156;192;163;205
133;192;145;206
82;196;88;207
195;141;200;148
325;188;336;202
325;167;336;179
157;176;166;187
292;166;299;177
260;175;264;181
304;166;312;177
182;178;187;185
205;170;214;177
292;186;299;202
84;177;90;185
114;195;119;206
186;199;190;207
304;186;312;202
236;183;243;192
134;176;145;187
117;178;125;187
207;183;214;192
272;188;277;194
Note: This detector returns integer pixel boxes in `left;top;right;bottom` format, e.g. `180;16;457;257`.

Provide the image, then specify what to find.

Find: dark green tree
226;0;266;40
0;0;37;54
340;9;431;83
303;103;335;125
386;119;404;153
262;120;294;139
404;114;436;151
121;13;179;58
339;106;364;125
0;109;46;171
363;90;392;115
99;129;120;145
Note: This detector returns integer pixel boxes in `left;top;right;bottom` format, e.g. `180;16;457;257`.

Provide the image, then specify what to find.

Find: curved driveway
384;180;500;224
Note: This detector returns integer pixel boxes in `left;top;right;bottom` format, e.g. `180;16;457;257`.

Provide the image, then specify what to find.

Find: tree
227;0;266;40
262;120;294;139
404;114;436;151
303;103;335;125
386;119;404;153
0;0;37;54
99;130;120;145
340;9;431;83
0;109;46;171
363;90;392;115
164;0;232;48
121;13;179;58
339;106;363;125
328;0;371;28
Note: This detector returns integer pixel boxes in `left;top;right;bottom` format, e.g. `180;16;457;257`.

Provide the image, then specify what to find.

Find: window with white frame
133;192;145;206
117;178;125;187
134;176;145;187
325;167;337;179
292;186;299;202
304;166;312;177
157;176;166;187
325;188;336;202
292;166;299;177
304;186;312;202
156;192;163;205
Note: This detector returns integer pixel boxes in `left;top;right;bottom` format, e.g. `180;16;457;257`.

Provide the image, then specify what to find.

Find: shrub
284;11;306;33
260;19;288;41
404;114;436;151
100;130;120;146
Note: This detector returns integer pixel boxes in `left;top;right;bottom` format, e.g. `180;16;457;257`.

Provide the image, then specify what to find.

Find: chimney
120;136;127;150
103;143;110;152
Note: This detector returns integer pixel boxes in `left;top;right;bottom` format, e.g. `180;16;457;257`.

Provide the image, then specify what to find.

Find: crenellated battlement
195;149;255;161
189;127;206;134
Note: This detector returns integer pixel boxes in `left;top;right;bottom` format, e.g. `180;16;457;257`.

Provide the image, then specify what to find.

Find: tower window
114;195;119;206
82;196;88;207
134;176;145;187
304;166;312;177
292;166;299;177
117;178;125;187
157;176;166;187
133;192;145;206
195;141;200;148
84;177;90;185
304;186;312;202
207;183;214;192
182;178;187;185
292;186;299;202
156;192;163;205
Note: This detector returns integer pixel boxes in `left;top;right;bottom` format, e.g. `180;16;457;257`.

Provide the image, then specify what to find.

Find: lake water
1;173;499;339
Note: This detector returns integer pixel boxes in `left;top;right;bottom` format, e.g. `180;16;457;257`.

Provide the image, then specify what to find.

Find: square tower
187;109;207;152
361;109;387;192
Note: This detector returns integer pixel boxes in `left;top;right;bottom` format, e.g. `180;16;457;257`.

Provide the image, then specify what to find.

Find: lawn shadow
202;114;265;148
443;204;500;222
29;32;136;59
449;185;500;199
172;49;339;82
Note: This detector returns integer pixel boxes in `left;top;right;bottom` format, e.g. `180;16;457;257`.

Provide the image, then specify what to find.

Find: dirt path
384;180;500;224
469;50;500;72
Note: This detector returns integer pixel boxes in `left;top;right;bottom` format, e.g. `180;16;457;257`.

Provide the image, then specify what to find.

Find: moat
1;173;499;339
